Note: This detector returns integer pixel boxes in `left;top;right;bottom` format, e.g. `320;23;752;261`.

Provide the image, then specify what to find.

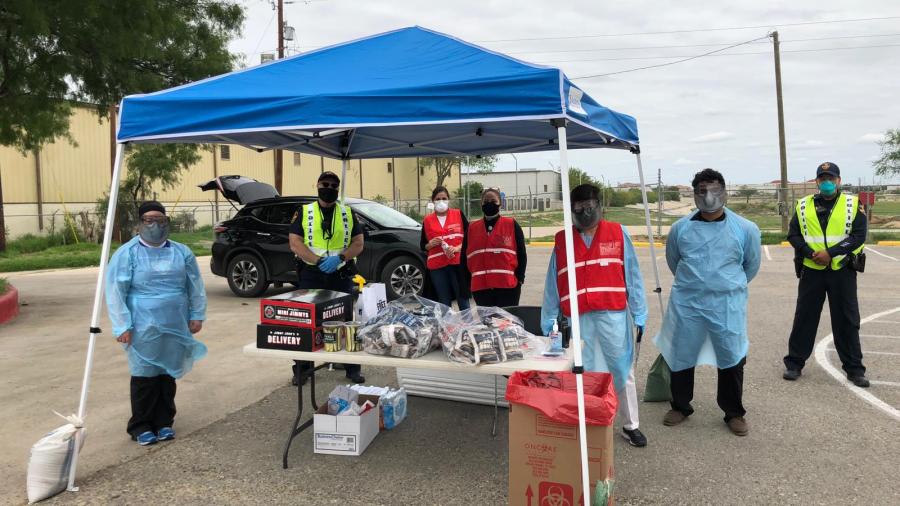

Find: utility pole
657;168;663;236
273;0;285;193
772;31;789;233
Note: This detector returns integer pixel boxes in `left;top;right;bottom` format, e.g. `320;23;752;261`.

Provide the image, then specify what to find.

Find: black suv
203;176;427;299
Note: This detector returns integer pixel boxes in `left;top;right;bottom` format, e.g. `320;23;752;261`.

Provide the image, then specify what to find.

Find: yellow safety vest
301;201;354;267
796;193;864;270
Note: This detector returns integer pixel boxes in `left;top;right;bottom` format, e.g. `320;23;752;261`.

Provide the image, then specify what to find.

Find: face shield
693;182;727;213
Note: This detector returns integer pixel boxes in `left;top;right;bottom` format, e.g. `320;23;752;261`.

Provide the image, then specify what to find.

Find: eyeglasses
318;182;340;189
141;216;169;225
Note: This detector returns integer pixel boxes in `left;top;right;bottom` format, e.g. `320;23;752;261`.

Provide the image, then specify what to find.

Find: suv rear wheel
227;253;269;297
381;256;425;299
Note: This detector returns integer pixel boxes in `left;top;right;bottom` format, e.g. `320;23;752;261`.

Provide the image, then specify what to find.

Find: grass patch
0;228;215;273
868;231;900;243
0;278;7;294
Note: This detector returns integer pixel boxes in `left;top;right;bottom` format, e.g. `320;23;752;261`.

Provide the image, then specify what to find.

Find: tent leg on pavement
67;142;127;491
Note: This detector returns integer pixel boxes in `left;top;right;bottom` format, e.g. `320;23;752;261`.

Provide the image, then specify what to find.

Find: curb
0;286;19;325
877;241;900;246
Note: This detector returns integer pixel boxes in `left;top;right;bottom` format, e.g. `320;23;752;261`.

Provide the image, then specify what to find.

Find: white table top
243;343;573;376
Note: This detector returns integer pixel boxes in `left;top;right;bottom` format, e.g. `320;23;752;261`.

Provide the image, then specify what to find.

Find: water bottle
441;239;454;259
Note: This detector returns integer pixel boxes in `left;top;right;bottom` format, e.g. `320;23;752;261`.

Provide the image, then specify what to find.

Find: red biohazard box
506;371;617;506
260;289;352;329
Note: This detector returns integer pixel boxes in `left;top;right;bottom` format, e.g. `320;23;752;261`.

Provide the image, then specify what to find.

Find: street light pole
273;0;285;194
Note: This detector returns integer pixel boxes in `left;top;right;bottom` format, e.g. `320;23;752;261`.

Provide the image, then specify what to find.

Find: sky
227;0;900;186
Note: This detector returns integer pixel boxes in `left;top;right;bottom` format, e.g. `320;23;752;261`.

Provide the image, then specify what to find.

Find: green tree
736;186;758;204
873;128;900;176
422;156;497;188
97;144;204;239
454;181;485;217
568;166;599;190
0;0;244;249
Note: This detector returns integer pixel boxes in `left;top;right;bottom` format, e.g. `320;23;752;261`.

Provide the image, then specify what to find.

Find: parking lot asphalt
3;244;900;505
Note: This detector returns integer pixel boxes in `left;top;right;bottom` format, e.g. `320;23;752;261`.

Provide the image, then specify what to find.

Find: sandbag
643;354;672;402
26;414;85;504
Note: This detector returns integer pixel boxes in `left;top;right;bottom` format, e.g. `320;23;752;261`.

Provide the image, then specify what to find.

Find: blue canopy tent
70;26;665;496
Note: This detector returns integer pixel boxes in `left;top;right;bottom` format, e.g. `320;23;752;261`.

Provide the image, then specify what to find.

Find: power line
506;33;900;55
475;15;900;43
543;43;900;64
572;35;771;79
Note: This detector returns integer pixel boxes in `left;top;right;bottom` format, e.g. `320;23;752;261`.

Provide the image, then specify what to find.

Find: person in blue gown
106;201;207;446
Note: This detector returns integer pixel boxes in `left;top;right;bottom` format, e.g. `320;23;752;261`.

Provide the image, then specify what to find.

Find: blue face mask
140;222;170;245
819;180;837;196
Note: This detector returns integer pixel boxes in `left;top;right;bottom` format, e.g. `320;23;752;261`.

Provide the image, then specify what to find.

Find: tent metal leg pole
340;159;348;201
634;153;665;316
67;142;126;492
556;124;592;501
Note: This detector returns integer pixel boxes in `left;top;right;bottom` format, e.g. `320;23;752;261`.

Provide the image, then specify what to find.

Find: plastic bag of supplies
26;413;86;504
441;306;548;365
359;295;451;359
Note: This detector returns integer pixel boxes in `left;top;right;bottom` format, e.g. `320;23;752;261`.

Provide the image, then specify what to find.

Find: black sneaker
622;428;647;447
291;374;308;387
347;373;366;384
848;375;870;388
783;368;801;381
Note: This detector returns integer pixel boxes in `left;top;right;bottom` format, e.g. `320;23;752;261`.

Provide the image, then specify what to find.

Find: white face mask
434;200;449;213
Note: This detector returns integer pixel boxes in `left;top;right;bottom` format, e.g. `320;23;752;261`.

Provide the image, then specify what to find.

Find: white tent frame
67;123;666;500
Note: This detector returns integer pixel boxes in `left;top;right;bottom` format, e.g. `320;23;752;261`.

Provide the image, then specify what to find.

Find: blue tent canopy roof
117;26;638;157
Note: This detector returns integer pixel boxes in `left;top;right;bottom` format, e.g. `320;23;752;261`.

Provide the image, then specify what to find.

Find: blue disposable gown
653;209;761;372
541;226;648;390
105;237;208;378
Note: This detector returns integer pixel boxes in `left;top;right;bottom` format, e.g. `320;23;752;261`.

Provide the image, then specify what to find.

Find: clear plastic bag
359;295;451;359
441;306;548;365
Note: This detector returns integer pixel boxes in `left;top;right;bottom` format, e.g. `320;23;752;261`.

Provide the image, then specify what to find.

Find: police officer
289;171;365;384
784;162;869;387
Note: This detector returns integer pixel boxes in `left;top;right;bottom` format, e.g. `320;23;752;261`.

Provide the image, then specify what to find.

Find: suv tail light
214;222;228;234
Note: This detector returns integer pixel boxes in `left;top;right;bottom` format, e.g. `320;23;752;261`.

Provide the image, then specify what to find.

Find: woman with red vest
540;184;649;447
421;186;471;310
465;188;527;307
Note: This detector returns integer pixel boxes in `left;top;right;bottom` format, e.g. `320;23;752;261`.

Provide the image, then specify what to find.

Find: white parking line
860;334;900;339
826;348;900;356
814;306;900;422
871;380;900;387
867;247;898;261
764;245;772;261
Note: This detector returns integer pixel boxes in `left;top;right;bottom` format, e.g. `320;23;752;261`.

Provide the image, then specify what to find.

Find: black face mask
318;187;339;203
482;202;500;218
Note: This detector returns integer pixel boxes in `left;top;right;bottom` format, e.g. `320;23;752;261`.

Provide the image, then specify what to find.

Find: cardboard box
260;289;352;328
256;324;323;352
313;394;381;456
508;403;614;506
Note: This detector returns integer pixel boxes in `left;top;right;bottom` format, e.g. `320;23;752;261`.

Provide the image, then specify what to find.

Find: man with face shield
289;171;366;385
105;201;207;446
540;184;649;447
783;162;869;387
654;169;761;436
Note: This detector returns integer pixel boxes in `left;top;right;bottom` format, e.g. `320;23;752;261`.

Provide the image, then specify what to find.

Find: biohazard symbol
539;481;573;506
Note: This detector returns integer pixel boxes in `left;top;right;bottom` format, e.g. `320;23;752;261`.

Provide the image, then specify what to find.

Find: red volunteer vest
466;216;519;292
555;221;627;316
423;209;464;270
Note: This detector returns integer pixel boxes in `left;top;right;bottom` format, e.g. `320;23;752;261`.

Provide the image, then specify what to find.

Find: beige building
0;104;459;238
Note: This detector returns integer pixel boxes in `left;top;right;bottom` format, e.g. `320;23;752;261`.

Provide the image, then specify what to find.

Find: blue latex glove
319;255;342;274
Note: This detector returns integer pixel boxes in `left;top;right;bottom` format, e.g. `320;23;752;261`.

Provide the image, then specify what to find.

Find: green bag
643;354;672;402
593;478;614;506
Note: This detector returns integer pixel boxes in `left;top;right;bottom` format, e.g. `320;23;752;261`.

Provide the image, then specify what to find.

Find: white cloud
792;140;826;151
689;132;735;143
858;133;885;144
673;158;696;166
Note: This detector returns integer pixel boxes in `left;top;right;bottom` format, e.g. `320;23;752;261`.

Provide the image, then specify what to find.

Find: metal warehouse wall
0;104;460;238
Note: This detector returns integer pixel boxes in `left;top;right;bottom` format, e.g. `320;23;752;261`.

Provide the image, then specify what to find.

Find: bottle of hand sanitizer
544;320;563;356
